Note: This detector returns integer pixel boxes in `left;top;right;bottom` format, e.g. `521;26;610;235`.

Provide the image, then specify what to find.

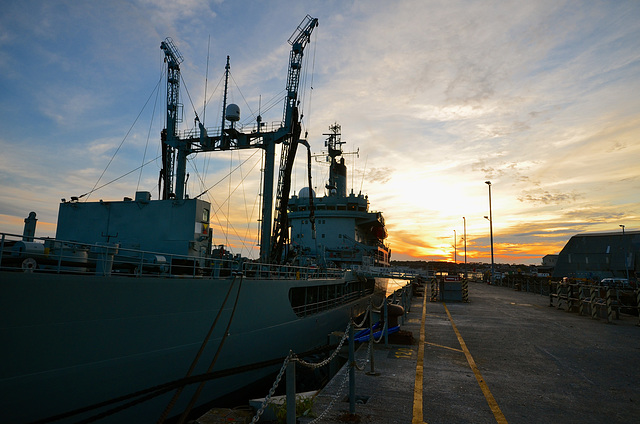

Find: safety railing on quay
487;273;553;296
250;282;415;423
548;280;640;325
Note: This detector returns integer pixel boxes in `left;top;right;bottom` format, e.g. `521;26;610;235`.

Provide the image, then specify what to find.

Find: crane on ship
159;15;318;263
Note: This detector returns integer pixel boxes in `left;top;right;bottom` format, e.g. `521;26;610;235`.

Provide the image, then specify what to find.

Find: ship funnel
23;212;37;242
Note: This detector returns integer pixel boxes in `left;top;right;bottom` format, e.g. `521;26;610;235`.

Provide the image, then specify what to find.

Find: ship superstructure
288;124;391;268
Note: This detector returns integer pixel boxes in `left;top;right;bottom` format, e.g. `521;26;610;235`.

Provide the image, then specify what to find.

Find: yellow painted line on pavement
412;292;427;424
443;303;508;424
425;341;463;353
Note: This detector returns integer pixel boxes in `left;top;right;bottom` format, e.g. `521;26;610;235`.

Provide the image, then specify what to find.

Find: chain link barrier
306;364;350;424
249;352;292;424
353;336;373;372
352;303;371;329
248;303;379;423
296;321;351;370
372;319;388;344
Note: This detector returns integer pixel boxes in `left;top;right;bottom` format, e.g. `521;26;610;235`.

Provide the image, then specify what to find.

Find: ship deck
303;281;640;424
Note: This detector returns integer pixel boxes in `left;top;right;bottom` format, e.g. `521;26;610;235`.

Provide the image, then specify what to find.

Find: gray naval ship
0;16;378;423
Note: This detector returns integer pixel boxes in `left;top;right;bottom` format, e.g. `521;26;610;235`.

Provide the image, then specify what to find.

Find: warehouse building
552;230;640;281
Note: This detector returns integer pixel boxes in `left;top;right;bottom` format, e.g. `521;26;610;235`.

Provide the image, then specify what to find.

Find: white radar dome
225;104;240;122
298;187;316;198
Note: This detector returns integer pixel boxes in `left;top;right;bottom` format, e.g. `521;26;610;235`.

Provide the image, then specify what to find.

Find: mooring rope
157;274;239;423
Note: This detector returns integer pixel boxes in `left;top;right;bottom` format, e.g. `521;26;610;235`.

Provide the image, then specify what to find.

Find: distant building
542;254;558;267
552;230;639;281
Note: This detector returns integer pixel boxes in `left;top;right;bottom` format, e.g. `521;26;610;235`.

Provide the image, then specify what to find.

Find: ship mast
159;16;318;263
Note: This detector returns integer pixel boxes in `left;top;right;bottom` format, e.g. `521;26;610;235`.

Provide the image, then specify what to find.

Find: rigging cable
180;74;200;126
201;72;225;184
359;153;369;194
83;72;165;201
302;27;318;137
190;151;262;258
203;35;210;124
137;61;164;192
229;73;257;123
78;156;161;201
226;151;232;248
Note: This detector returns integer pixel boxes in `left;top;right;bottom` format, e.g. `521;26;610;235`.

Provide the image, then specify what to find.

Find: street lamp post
485;181;494;284
620;224;629;281
453;229;457;266
463;217;467;281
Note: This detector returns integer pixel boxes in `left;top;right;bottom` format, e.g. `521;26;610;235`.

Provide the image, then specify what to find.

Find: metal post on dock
636;289;640;326
367;302;379;376
0;234;5;268
606;288;613;323
567;284;573;312
348;318;356;414
286;354;296;424
579;286;585;316
462;278;469;302
401;289;406;326
383;297;389;346
591;287;597;320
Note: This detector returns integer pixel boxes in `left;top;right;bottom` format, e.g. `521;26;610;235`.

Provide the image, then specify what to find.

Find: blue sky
1;0;639;264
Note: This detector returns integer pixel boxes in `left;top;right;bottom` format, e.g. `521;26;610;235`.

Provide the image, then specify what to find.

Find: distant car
599;278;630;288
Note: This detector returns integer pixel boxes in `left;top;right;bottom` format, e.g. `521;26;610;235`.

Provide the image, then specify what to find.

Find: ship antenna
359;153;368;194
220;55;230;145
203;34;211;124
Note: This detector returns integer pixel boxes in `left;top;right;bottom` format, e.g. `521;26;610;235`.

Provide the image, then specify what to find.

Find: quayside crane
159;15;318;263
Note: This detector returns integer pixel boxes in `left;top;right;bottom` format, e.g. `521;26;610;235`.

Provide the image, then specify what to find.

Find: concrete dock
304;282;640;423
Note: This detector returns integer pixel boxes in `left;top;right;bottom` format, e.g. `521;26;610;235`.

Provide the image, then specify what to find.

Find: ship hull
0;271;369;423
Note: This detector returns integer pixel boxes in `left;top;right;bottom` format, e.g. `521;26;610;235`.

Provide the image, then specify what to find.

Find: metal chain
373;320;388;344
309;337;372;422
297;320;351;369
249;307;375;423
250;352;292;424
353;303;371;329
371;296;386;310
306;364;350;424
354;337;372;371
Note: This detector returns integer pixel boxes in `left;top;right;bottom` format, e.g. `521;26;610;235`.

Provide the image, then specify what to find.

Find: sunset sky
1;0;639;265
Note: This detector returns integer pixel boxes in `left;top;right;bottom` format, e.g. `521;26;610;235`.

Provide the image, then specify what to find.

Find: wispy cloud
0;0;639;264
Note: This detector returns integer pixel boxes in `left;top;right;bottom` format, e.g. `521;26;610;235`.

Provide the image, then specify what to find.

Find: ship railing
0;231;347;280
241;261;346;280
177;120;285;142
0;232;240;278
353;264;426;279
291;287;375;317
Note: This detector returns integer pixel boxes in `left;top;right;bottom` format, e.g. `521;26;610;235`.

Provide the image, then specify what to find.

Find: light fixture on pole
485;180;494;284
620;224;629;281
